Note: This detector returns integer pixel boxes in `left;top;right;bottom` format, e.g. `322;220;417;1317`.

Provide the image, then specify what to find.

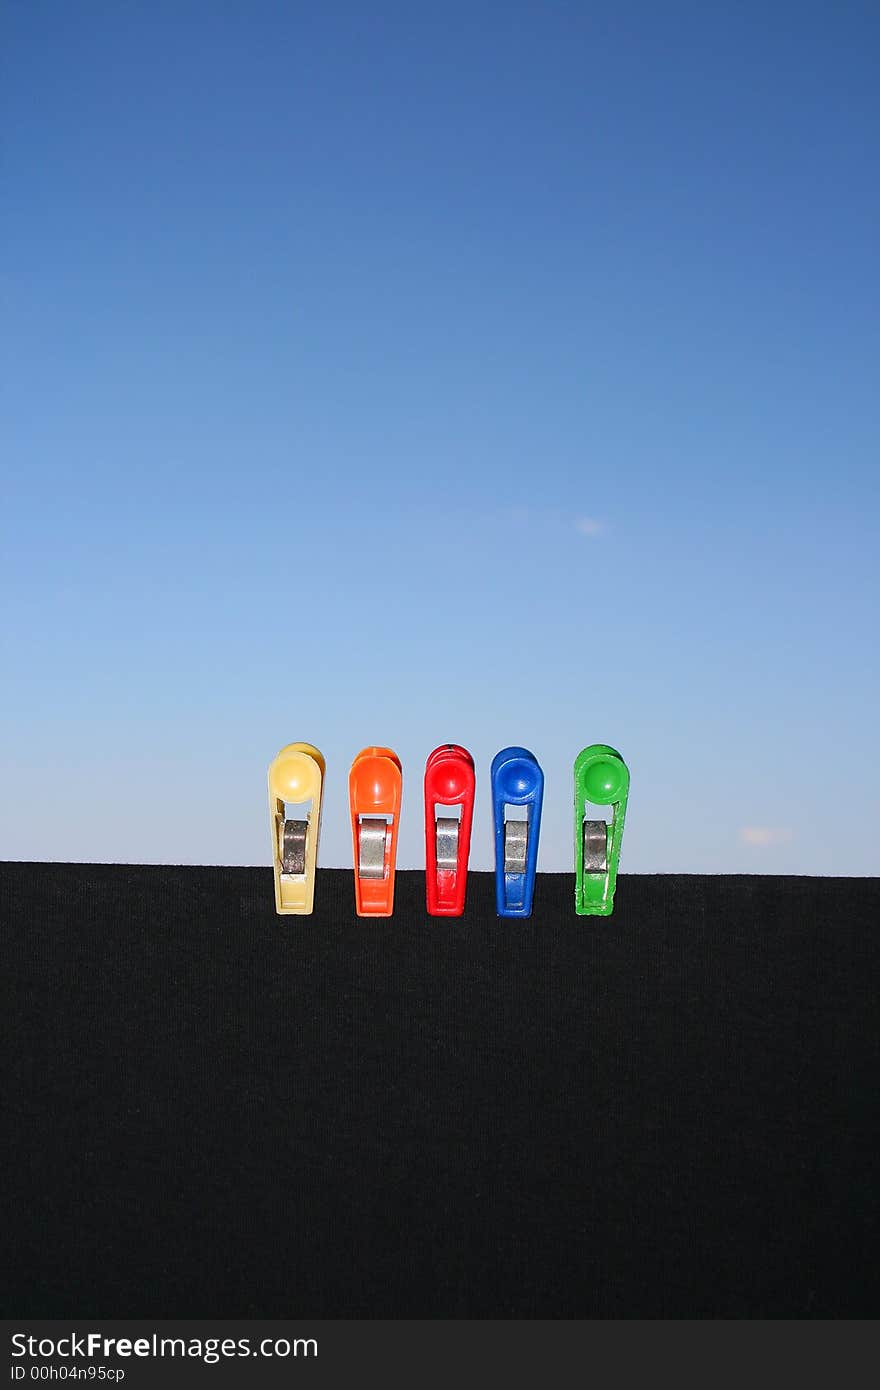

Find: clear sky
2;0;878;874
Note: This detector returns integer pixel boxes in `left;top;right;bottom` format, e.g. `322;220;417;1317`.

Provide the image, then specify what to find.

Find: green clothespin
574;745;629;916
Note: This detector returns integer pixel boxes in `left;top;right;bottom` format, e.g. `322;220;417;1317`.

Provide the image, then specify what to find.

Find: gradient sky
3;0;878;874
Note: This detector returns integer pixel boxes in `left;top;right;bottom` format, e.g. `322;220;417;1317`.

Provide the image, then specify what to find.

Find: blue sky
2;0;878;873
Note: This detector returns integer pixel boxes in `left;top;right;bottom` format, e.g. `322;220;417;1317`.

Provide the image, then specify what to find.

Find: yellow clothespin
268;743;325;914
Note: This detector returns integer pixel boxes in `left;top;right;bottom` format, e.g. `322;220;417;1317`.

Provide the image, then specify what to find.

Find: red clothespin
424;744;475;917
349;747;402;917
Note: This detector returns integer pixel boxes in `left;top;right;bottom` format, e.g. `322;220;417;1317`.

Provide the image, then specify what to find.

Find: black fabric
2;863;878;1318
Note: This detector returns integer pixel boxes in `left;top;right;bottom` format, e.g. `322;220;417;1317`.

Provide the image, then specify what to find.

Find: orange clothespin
349;747;403;917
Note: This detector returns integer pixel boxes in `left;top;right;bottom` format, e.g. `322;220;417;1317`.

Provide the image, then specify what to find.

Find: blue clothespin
491;747;544;917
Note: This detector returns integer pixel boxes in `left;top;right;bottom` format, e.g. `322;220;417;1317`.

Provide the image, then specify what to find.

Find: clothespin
267;742;325;915
349;747;403;917
491;747;544;918
424;744;475;917
574;744;629;916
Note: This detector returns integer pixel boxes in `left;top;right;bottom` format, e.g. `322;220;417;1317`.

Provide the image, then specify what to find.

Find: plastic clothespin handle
268;743;325;915
574;744;629;916
424;744;475;917
349;747;403;918
491;746;544;918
